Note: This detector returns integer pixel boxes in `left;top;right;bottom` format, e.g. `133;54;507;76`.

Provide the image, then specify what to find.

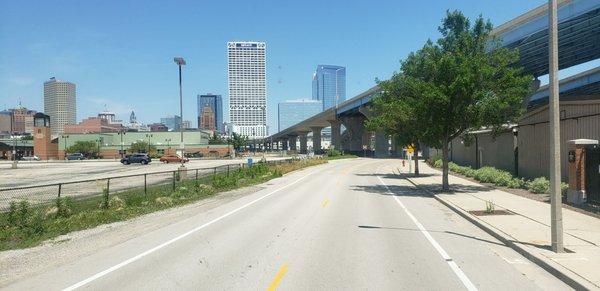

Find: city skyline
6;1;595;134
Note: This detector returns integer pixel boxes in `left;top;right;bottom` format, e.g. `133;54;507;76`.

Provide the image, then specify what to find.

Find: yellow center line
321;199;330;208
267;264;289;291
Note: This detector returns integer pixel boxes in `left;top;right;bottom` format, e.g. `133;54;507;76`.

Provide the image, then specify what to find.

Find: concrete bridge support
340;115;366;153
329;119;342;151
311;126;323;154
374;130;389;158
282;139;289;151
299;132;309;154
289;135;298;151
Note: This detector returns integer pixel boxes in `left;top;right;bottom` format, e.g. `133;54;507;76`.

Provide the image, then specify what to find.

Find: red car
159;154;189;163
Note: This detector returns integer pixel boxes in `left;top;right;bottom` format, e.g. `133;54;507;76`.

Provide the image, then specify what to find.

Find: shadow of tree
357;225;507;247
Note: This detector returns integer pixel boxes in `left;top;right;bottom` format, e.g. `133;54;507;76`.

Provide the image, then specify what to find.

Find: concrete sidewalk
396;160;600;290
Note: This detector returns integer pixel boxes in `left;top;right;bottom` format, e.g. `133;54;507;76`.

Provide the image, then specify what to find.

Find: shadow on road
351;184;433;197
357;225;507;247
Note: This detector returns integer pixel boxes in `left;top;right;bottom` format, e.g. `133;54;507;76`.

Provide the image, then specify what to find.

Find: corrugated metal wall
449;131;515;173
427;100;600;181
518;101;600;180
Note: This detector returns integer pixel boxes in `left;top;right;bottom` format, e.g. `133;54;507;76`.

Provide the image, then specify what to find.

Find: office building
197;94;223;132
227;41;267;138
0;110;11;134
181;120;191;130
278;99;322;132
10;106;37;134
160;115;181;131
312;65;346;111
44;77;76;136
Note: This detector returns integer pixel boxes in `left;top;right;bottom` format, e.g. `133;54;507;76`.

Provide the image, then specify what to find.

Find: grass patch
0;158;327;251
324;148;358;160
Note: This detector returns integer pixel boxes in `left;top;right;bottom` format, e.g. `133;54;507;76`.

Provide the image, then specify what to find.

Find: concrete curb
399;172;598;291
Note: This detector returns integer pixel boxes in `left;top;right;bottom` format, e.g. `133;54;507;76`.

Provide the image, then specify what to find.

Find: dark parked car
121;153;151;165
66;153;85;160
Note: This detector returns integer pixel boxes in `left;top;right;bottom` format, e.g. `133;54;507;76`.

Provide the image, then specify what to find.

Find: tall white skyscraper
227;41;267;138
43;77;76;136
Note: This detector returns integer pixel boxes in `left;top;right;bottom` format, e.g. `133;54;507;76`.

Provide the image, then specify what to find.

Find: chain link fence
0;161;286;211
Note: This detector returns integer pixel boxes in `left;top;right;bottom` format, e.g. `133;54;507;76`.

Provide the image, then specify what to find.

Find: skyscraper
197;94;223;132
160;115;182;131
227;41;267;138
278;99;322;132
312;65;346;111
44;77;76;136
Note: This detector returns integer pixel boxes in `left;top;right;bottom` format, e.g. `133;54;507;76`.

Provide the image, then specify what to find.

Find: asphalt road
2;158;570;290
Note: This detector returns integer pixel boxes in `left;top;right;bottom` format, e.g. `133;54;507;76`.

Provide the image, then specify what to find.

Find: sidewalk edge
401;173;598;291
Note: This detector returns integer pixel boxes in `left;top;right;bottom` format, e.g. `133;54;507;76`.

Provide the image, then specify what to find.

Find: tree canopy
367;10;533;190
128;141;157;155
227;132;248;151
67;141;99;158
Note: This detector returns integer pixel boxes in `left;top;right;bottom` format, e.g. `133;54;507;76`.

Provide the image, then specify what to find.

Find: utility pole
548;0;563;253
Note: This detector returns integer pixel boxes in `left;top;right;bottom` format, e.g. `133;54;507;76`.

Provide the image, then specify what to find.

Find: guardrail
0;159;291;211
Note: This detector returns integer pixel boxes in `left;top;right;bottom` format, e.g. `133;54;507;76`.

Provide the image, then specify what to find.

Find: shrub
433;159;443;168
561;182;569;197
485;200;495;214
100;188;110;209
108;197;126;210
506;178;525;189
155;196;173;207
526;177;550;194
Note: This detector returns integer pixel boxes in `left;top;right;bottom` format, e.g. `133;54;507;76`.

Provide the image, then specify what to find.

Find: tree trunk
441;139;450;191
414;142;420;176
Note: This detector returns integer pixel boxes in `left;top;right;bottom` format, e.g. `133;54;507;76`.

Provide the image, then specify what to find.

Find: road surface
1;158;570;290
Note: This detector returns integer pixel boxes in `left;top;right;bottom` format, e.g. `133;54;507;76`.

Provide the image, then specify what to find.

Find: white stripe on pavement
63;165;325;291
376;171;478;291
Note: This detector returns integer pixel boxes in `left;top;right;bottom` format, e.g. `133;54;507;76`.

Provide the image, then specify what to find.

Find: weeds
484;200;495;214
0;158;327;251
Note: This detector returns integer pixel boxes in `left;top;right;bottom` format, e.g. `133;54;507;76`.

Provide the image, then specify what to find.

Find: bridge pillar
282;139;289;151
341;115;366;154
311;126;323;154
329;119;342;151
288;135;298;151
298;132;309;154
374;130;389;158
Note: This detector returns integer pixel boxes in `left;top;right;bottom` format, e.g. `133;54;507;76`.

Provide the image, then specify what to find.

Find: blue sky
0;0;597;133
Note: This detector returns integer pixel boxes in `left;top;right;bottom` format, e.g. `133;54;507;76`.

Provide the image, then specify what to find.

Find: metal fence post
227;165;230;176
144;174;147;195
214;167;217;176
172;171;176;190
106;178;110;195
195;169;199;180
58;183;62;198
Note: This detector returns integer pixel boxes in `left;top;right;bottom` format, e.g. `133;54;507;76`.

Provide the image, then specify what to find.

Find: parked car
159;154;189;163
66;153;85;160
121;153;151;165
21;155;40;161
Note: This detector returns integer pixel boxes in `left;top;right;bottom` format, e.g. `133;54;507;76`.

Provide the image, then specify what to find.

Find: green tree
378;11;532;190
208;132;226;145
128;141;157;155
366;75;424;175
67;141;99;157
227;132;248;151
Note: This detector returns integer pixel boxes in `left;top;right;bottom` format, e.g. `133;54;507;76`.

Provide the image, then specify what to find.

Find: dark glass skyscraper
197;94;223;132
312;65;346;111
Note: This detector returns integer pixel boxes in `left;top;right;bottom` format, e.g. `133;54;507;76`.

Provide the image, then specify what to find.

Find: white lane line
376;173;478;291
63;166;324;291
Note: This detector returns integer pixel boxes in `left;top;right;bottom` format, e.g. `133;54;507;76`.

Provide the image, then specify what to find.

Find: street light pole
548;0;563;253
174;57;186;167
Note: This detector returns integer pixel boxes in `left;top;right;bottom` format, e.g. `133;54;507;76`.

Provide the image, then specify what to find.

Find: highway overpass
264;0;600;156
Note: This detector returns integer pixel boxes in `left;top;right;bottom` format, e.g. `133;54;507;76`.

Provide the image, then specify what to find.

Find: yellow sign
406;144;415;154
